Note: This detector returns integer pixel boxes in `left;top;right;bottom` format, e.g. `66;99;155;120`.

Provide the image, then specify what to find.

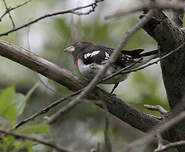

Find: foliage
0;86;50;152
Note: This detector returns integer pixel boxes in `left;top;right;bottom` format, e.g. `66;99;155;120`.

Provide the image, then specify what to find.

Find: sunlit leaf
0;86;17;121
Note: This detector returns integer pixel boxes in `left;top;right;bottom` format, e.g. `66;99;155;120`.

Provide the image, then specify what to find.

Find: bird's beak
64;46;75;53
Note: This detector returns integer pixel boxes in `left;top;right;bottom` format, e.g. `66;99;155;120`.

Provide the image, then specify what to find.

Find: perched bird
64;42;159;94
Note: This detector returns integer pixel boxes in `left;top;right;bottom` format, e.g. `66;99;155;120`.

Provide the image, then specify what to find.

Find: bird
64;41;159;94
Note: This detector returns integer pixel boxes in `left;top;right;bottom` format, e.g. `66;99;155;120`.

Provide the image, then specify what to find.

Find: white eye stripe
84;50;100;59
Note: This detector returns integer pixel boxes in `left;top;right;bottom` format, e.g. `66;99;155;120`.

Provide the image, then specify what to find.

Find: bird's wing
80;46;113;65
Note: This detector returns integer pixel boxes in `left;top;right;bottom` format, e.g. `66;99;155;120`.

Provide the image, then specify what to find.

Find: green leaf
0;86;17;121
14;82;39;116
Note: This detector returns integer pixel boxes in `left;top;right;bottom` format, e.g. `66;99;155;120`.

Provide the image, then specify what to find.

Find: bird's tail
140;49;159;57
130;49;159;68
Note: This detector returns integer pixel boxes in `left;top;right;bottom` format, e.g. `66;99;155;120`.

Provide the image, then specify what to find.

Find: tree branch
105;0;185;20
0;0;32;22
15;90;82;129
2;0;15;28
123;111;185;152
144;104;167;115
0;0;103;37
0;129;69;152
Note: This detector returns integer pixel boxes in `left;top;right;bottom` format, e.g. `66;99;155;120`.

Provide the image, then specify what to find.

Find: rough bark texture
143;10;185;152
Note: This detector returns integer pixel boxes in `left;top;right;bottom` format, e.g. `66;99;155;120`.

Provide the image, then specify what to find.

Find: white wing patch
105;52;110;60
84;50;100;59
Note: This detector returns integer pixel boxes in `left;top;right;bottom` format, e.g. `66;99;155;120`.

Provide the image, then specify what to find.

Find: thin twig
0;129;69;152
155;140;185;152
155;130;163;151
0;0;32;22
172;0;185;27
101;58;143;82
102;100;112;152
45;10;155;124
105;1;185;20
15;89;82;129
154;129;185;152
144;105;168;115
2;0;15;28
0;0;103;37
10;0;32;10
72;0;104;16
123;111;185;152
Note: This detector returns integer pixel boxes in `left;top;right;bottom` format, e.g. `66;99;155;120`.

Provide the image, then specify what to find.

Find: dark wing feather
114;49;144;67
80;46;113;65
78;44;153;68
121;49;144;57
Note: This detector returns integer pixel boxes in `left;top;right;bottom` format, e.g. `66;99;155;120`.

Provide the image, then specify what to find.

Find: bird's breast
76;58;128;83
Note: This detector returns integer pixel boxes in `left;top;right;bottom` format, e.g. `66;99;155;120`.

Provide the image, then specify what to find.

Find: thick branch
0;39;159;133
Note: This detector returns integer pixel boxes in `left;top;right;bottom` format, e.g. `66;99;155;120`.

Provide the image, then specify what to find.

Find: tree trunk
143;10;185;152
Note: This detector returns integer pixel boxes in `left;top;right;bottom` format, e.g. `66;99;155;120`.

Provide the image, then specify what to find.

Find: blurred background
0;0;172;151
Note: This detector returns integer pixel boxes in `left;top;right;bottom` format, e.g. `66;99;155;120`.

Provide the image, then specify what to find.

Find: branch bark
143;10;185;152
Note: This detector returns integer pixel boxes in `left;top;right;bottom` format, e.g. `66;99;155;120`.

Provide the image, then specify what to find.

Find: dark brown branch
0;129;69;152
0;40;86;91
0;0;103;37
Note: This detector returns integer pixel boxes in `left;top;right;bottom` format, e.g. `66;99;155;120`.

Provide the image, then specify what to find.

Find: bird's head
64;41;94;57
